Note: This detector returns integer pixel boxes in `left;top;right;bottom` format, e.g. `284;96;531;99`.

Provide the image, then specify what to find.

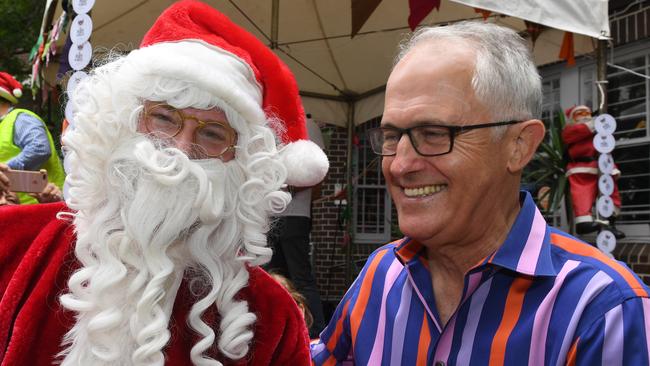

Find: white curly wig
57;41;291;366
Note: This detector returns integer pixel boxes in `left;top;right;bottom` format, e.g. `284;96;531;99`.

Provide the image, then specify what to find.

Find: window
613;144;650;226
353;117;392;244
608;55;648;142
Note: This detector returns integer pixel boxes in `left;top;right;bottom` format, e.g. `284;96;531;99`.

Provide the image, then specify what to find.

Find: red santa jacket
0;202;310;366
562;122;599;175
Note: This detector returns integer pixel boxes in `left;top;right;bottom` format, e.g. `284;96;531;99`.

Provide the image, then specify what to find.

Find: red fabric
0;202;310;365
562;122;622;219
569;173;621;217
562;122;597;162
140;0;307;146
407;0;440;31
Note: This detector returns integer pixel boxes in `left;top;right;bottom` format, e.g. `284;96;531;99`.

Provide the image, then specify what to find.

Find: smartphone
5;169;48;193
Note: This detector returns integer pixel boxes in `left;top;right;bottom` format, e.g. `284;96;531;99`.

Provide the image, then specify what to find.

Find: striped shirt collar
394;191;557;277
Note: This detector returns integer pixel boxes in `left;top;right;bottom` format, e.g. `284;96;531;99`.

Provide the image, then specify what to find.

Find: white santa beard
60;137;252;366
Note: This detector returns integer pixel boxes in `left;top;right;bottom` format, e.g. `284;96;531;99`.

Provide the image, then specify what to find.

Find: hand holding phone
5;169;48;193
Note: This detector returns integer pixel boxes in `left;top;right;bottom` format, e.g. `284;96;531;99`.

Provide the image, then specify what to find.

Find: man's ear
507;119;546;174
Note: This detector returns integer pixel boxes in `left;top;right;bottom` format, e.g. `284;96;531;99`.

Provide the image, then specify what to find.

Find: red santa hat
564;105;591;120
138;0;328;187
0;72;23;104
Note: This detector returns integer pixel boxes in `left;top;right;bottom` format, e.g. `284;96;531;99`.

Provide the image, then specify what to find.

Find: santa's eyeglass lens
143;104;237;158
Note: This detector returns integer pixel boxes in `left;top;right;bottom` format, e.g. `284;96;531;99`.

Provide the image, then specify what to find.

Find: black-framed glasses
367;120;522;157
142;103;237;159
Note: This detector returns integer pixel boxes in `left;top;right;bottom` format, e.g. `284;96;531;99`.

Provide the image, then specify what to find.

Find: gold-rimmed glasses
142;103;237;159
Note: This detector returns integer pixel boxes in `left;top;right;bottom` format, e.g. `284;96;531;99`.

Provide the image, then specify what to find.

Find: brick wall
311;123;349;302
613;242;650;285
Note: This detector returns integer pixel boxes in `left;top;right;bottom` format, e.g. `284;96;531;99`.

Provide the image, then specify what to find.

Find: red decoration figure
562;105;625;238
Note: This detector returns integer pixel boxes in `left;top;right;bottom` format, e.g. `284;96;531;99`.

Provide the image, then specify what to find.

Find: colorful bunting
351;0;384;38
408;0;441;31
558;31;576;66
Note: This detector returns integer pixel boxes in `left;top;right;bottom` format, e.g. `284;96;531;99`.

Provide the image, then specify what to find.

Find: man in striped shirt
311;21;650;365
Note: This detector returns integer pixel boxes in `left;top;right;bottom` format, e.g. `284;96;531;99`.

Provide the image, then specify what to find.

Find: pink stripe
643;299;650;361
528;260;580;365
407;269;441;332
433;313;457;362
367;259;404;365
463;272;483;302
556;271;613;365
516;207;546;274
603;305;624;365
433;271;483;362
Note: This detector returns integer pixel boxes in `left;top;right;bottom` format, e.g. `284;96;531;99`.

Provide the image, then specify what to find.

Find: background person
312;21;650;365
267;114;326;338
0;71;64;204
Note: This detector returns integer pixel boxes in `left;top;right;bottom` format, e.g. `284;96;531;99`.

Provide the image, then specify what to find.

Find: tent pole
271;0;279;49
344;101;355;287
596;39;608;113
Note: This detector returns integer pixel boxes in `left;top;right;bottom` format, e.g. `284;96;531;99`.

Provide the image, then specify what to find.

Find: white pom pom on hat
12;88;22;98
140;0;329;187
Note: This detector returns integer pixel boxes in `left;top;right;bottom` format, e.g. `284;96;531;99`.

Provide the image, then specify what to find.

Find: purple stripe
555;270;613;366
528;260;580;365
456;277;494;366
433;312;457;362
516;207;546;274
390;277;413;366
603;305;624;366
644;299;650;360
434;272;485;363
367;259;403;365
407;269;441;332
463;272;484;302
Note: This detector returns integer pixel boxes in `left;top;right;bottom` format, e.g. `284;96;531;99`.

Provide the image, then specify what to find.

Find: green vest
0;108;65;204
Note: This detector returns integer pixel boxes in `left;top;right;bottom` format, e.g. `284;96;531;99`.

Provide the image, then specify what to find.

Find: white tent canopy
48;0;609;127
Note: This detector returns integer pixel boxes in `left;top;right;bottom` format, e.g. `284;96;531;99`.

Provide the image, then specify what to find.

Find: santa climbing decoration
562;105;624;256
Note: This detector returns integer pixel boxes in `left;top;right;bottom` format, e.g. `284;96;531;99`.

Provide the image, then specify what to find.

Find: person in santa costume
0;1;328;365
561;104;624;238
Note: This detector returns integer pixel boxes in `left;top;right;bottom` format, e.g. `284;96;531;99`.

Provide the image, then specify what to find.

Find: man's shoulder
12;109;43;124
548;227;649;300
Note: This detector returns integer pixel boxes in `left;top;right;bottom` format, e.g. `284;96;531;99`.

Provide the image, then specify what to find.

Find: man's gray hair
397;21;543;126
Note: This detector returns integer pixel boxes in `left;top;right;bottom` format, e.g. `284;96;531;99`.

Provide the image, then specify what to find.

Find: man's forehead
383;81;473;124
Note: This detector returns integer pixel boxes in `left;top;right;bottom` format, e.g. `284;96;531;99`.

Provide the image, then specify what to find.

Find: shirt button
435;362;446;366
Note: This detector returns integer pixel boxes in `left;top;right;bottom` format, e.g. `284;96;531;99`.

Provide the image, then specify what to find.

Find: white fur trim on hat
279;139;329;187
129;41;266;124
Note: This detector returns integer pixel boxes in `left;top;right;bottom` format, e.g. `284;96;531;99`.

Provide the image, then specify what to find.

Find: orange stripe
326;299;351;352
489;277;533;366
566;337;579;366
416;311;432;365
350;249;389;342
551;233;648;297
322;356;337;366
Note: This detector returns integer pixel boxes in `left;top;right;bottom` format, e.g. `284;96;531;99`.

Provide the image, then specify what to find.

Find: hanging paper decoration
593;114;618;258
66;0;95;125
408;0;441;31
558;31;576;66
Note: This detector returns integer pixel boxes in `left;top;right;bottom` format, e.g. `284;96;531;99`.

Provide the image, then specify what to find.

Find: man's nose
171;124;195;152
389;134;422;176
